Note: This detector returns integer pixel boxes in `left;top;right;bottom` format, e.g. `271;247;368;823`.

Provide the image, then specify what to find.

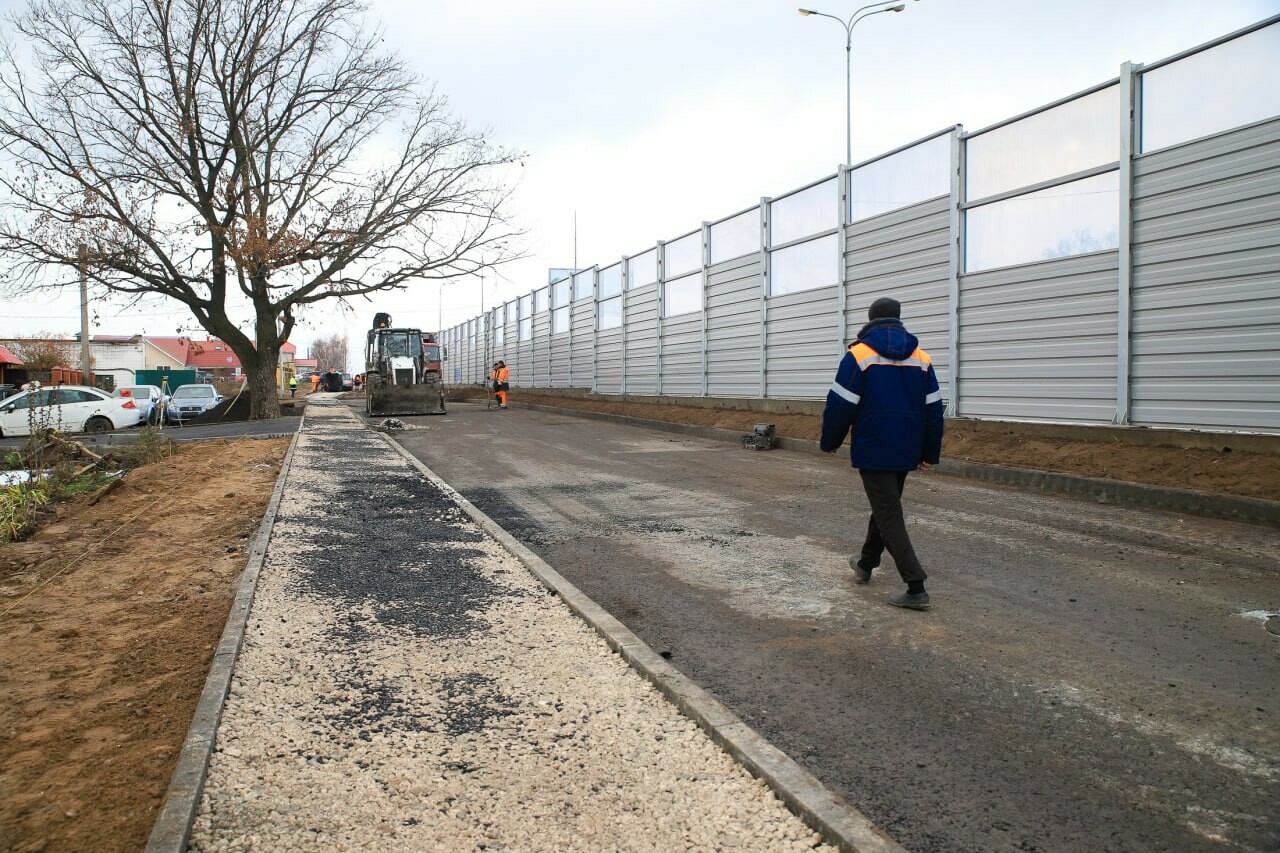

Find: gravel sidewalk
183;403;855;851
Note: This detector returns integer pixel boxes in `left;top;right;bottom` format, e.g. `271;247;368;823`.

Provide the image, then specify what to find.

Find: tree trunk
244;354;281;419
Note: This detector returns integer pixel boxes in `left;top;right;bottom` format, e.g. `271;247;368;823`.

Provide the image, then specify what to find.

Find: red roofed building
184;338;243;381
143;336;196;372
0;343;21;394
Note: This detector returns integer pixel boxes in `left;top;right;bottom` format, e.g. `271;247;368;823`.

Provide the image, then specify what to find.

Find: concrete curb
515;402;1280;529
145;427;303;853
379;431;904;853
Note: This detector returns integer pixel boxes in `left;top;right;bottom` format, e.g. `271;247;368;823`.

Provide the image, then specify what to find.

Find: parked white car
166;383;224;423
113;384;168;426
0;385;143;437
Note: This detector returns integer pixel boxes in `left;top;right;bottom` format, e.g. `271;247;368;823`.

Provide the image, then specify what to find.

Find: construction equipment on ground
364;313;447;416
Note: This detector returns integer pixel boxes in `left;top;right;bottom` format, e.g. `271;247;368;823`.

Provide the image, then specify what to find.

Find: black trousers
858;469;927;585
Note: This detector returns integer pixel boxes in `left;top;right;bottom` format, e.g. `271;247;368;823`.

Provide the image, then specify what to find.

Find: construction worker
310;372;321;393
289;375;297;398
494;360;510;409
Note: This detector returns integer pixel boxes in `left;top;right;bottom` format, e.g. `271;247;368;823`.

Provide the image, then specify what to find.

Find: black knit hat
868;297;901;321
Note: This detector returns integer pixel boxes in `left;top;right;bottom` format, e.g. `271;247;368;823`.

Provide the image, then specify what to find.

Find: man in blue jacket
821;297;944;610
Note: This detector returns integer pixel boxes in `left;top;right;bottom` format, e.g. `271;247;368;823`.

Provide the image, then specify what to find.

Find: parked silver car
0;384;143;437
113;384;168;426
166;383;224;423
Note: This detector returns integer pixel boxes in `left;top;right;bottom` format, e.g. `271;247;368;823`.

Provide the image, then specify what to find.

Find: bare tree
309;334;349;375
0;0;520;418
8;335;78;371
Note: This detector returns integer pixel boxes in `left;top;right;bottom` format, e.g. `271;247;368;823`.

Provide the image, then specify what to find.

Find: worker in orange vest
309;372;321;393
493;360;510;409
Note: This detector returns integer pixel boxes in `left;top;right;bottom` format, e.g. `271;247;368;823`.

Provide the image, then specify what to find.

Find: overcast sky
0;0;1275;360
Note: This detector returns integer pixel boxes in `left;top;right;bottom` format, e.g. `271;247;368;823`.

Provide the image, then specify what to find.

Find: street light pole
799;1;910;166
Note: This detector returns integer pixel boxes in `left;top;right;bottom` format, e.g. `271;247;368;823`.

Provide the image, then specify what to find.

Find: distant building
181;338;242;381
0;344;20;395
142;336;196;373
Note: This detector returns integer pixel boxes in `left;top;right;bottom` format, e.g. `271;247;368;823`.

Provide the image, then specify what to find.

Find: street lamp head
798;8;814;15
888;3;906;9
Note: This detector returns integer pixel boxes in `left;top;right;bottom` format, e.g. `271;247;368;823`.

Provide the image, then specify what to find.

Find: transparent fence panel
966;171;1120;272
769;233;839;296
665;232;701;278
627;249;657;289
710;207;760;264
573;268;594;300
967;85;1120;201
663;272;702;318
552;306;569;334
534;287;550;313
519;294;532;340
770;178;838;246
1141;23;1280;152
552;277;571;307
850;133;951;222
598;295;622;329
494;322;503;348
599;264;622;298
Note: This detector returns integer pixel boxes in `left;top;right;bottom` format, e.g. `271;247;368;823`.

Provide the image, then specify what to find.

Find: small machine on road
364;312;447;416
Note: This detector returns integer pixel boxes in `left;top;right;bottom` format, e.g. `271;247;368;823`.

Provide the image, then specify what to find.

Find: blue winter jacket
819;318;944;471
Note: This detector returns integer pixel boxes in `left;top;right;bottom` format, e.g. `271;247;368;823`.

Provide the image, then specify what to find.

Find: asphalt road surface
378;400;1279;852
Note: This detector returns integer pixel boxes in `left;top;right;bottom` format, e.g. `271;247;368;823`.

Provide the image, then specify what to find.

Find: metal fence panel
958;252;1120;423
660;313;703;397
516;328;534;388
765;286;840;398
500;314;517;381
705;254;763;397
550;325;571;387
595;329;623;394
626;284;660;395
570;300;594;389
532;312;551;387
1130;116;1280;431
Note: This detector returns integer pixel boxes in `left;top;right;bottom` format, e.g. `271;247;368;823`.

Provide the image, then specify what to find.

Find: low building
0;344;20;397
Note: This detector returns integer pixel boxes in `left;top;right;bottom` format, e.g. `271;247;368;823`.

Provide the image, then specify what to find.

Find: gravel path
188;403;836;851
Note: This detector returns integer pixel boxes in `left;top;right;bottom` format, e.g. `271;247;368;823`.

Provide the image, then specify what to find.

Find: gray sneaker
848;555;874;584
889;590;931;610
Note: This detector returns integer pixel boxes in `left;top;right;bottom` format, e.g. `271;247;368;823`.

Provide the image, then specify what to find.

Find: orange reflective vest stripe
849;341;933;372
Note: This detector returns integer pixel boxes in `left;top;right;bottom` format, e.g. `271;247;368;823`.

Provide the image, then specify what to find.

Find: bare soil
0;437;290;853
0;391;1275;853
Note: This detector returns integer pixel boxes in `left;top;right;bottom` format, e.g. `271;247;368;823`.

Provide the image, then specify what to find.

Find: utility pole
480;270;488;379
78;243;92;384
